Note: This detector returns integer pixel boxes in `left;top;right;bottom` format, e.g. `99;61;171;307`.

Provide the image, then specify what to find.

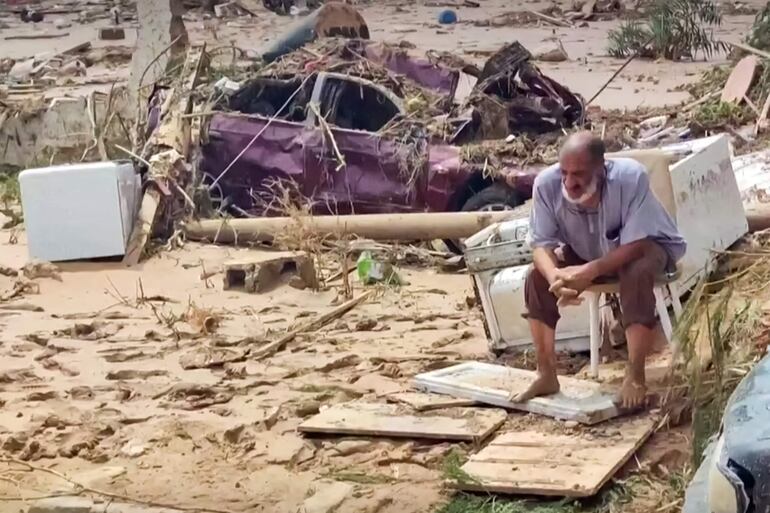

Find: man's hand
546;269;582;307
558;262;601;292
547;262;600;307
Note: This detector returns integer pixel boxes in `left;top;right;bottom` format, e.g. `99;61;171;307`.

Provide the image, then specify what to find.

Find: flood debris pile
679;46;770;149
463;42;585;140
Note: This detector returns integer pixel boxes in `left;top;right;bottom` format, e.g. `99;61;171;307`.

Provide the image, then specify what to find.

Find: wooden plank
298;403;506;443
721;55;758;104
122;187;161;267
386;392;478;411
458;416;656;497
414;362;619;425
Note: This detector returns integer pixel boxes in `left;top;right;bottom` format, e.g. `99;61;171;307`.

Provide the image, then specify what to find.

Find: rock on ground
301;481;353;513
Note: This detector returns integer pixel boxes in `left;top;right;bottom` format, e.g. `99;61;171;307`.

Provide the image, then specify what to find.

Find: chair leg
654;287;674;344
588;292;601;379
668;282;683;319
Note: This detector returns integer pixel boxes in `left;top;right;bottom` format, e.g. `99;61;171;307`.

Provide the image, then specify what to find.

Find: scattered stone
256;406;281;430
120;439;147;457
106;369;168;380
26;390;59;401
315;354;361;373
59;432;99;458
0;368;40;384
0;265;18;277
69;386;94;400
54;18;72;29
266;434;314;465
288;275;308;290
302;481;353;513
57;60;87;78
40;358;80;377
22;261;62;281
564;420;579;429
55;321;122;341
0;58;14;74
331;440;375;456
19;440;57;461
9;58;35;81
0;302;43;312
355;318;378;331
534;40;569;62
377;362;402;378
351;373;403;395
179;346;247;370
158;383;234;410
223;424;250;444
2;434;28;452
431;330;472;348
294;400;321;418
41;414;75;429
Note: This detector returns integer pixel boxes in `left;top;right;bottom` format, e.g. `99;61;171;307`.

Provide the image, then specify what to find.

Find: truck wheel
443;183;523;254
461;183;523;213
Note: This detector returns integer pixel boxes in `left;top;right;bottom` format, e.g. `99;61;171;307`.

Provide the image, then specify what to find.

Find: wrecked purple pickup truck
199;40;582;220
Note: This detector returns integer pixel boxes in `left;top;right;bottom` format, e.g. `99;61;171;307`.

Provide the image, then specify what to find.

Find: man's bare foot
617;374;647;410
510;373;560;402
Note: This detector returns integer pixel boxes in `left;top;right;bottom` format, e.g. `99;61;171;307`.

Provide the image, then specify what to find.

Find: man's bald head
560;131;605;163
559;131;605;204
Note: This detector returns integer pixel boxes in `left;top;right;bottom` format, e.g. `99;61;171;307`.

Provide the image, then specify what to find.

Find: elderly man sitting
514;132;686;409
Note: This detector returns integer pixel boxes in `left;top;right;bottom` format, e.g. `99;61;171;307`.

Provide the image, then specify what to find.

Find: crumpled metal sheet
468;42;584;138
720;352;770;511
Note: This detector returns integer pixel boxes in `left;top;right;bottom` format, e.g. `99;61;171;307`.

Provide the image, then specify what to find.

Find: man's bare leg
620;323;651;409
511;319;560;402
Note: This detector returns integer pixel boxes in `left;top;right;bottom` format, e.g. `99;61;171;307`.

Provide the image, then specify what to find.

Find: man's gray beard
562;177;598;206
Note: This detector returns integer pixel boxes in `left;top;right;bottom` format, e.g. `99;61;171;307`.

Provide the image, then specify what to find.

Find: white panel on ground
414;361;619;425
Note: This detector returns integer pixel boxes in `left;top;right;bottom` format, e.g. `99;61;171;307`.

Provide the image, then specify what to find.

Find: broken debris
457;417;656;497
299;402;507;442
223;254;318;293
415;362;620;425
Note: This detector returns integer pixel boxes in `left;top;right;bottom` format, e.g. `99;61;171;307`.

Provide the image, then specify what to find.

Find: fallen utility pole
184;211;516;244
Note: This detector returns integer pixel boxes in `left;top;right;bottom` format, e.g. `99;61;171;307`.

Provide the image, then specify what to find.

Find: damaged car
683;352;770;513
198;39;583;228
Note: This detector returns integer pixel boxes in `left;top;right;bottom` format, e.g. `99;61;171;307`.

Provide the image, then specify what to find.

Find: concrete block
98;27;126;40
223;254;317;293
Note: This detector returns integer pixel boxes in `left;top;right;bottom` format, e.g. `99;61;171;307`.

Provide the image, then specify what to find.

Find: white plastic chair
585;149;684;378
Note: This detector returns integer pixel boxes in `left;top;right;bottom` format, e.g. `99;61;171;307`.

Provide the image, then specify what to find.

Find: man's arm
562;239;649;290
587;239;648;278
532;246;560;285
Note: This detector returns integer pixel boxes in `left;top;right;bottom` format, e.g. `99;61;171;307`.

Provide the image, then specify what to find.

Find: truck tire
443;183;523;254
461;183;522;212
